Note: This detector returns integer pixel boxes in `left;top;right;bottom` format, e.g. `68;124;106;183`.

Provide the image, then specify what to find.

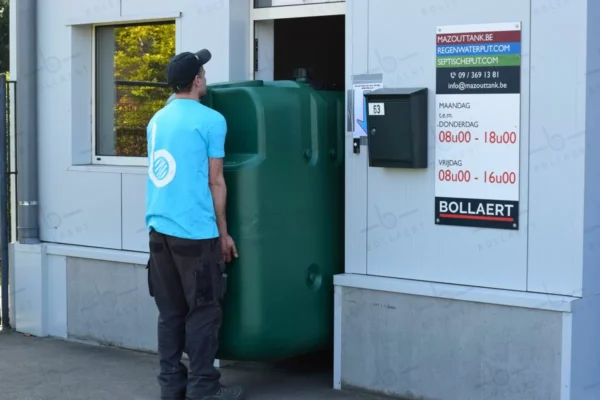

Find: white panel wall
344;0;594;297
179;0;234;84
47;254;67;339
121;0;184;16
527;0;588;296
35;0;595;296
33;0;249;252
571;3;600;393
12;244;46;336
37;0;123;249
39;171;123;248
122;173;147;252
344;0;368;274
229;0;250;80
582;0;600;299
67;0;120;23
362;0;530;291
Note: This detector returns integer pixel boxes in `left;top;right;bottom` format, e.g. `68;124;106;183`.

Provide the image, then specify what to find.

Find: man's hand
220;234;238;263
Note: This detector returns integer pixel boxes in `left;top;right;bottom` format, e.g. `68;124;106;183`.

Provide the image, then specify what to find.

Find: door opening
254;14;345;91
274;15;344;90
249;12;346;377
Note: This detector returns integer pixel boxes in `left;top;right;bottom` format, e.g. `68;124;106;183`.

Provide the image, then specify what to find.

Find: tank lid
293;67;310;80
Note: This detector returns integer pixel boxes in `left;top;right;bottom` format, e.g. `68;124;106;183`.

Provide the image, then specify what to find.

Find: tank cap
293;68;309;80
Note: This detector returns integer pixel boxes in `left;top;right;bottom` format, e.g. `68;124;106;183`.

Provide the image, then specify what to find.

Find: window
93;21;175;165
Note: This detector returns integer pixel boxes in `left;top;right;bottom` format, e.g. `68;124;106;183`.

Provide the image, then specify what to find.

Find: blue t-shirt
145;98;227;240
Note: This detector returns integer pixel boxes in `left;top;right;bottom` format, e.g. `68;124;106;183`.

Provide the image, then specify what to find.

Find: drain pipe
16;0;40;244
1;74;9;328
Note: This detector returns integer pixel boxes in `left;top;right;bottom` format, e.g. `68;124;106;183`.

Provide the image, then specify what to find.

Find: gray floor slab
0;330;390;400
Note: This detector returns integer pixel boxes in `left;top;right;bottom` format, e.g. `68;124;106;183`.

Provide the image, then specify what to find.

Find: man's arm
209;157;228;235
207;114;228;236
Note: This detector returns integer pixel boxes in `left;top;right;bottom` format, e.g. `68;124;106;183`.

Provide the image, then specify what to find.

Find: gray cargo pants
147;228;227;400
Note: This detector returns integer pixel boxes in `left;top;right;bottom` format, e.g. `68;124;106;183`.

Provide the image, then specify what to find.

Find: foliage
112;22;175;156
0;0;8;74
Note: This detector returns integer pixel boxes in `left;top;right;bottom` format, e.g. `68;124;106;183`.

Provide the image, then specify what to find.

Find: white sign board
434;22;522;230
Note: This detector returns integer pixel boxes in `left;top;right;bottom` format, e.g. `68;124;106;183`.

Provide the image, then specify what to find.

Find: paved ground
0;330;390;400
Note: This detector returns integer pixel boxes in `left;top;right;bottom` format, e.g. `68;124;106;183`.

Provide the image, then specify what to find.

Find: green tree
113;22;175;156
0;0;9;73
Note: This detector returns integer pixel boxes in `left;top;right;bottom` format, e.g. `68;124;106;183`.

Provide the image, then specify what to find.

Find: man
145;49;244;400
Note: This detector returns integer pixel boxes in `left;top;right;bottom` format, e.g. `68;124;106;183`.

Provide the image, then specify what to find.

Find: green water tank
198;80;345;361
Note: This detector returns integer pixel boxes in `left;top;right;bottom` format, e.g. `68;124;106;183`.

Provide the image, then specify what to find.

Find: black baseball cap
166;49;212;90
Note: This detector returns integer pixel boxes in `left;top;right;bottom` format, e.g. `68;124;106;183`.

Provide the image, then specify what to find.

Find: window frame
249;0;346;80
91;18;179;167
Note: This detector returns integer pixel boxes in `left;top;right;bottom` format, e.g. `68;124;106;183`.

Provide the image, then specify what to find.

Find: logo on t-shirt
148;122;177;188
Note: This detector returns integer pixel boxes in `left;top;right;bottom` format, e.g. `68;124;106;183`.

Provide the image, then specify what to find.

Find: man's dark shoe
199;385;244;399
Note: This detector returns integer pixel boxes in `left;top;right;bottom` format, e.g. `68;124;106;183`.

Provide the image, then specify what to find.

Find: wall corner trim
66;11;182;26
334;273;578;312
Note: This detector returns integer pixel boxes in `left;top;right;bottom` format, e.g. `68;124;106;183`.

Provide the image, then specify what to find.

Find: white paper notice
353;81;383;139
